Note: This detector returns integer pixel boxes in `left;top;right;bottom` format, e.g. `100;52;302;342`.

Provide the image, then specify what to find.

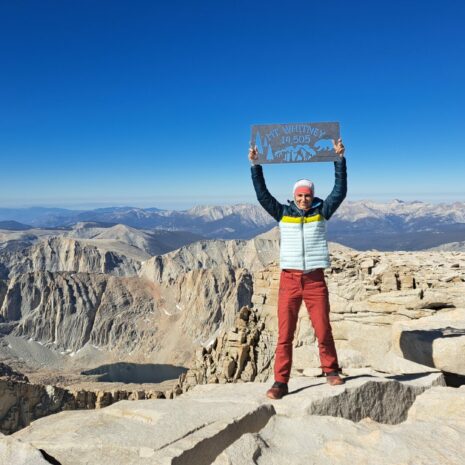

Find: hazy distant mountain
333;199;465;223
328;200;465;251
427;241;465;252
70;205;273;239
0;207;80;226
0;221;32;231
0;205;274;239
1;200;464;249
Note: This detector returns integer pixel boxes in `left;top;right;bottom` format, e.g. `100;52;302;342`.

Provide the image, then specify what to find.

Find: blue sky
1;0;464;209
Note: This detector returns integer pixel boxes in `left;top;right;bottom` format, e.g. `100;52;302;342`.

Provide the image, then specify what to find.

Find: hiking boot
266;381;288;399
325;371;344;386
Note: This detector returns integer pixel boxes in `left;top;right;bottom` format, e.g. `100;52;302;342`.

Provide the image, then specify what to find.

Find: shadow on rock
40;449;62;465
287;382;326;396
443;371;465;388
385;372;440;382
339;373;377;382
399;327;465;368
288;374;379;396
81;362;188;383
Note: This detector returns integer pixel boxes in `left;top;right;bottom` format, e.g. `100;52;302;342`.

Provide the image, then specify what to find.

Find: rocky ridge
7;372;463;465
0;233;277;362
0;236;144;279
177;248;465;395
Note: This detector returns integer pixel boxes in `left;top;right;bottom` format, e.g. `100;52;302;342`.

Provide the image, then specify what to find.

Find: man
249;139;347;399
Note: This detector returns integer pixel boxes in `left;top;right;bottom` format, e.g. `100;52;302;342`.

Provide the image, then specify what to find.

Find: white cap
293;179;314;195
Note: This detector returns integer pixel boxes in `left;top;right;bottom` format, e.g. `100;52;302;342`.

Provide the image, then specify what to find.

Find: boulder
392;308;465;375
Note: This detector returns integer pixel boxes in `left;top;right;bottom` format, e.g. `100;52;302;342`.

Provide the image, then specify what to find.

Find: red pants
274;269;339;383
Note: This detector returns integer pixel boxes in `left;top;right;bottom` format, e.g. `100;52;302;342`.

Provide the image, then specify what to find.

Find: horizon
1;184;464;209
1;1;464;207
0;196;465;214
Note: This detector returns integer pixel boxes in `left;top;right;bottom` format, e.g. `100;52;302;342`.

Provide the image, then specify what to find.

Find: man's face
294;192;313;211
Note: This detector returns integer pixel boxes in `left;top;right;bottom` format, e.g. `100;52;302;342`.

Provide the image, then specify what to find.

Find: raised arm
321;139;347;220
249;146;284;222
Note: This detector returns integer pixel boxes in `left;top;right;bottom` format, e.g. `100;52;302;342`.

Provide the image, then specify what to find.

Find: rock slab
12;372;447;465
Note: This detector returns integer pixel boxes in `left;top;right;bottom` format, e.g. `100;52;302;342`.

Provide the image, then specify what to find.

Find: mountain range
329;199;465;250
1;199;464;251
0;205;273;240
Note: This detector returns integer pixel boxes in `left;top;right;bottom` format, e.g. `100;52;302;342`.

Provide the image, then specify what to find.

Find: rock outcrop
250;250;465;376
178;306;273;392
0;362;167;434
0;362;29;382
215;384;465;465
10;372;455;465
391;308;465;375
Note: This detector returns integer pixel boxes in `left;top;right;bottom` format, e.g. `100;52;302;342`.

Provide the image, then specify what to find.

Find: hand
248;145;259;163
333;138;345;158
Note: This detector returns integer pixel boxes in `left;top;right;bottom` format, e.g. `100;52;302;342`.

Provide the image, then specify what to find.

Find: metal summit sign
250;122;340;164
